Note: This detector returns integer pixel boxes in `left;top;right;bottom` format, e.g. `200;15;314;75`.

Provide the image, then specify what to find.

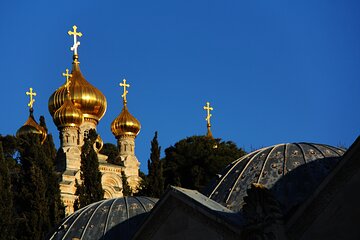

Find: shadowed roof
205;143;345;213
49;196;157;240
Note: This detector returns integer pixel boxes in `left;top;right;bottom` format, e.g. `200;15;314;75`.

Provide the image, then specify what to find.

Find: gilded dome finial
62;68;72;95
120;79;130;105
68;25;83;56
203;101;214;138
26;87;37;109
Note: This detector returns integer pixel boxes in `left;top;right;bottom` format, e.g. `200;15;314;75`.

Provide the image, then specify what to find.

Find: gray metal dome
205;143;345;215
49;196;157;240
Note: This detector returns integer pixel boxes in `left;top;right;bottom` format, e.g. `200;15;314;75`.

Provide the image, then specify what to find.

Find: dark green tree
100;143;119;165
16;133;51;240
121;170;132;196
146;131;164;197
39;116;64;227
39;116;57;162
0;135;18;163
0;135;19;194
0;135;19;240
0;142;14;240
163;136;246;192
134;170;148;196
241;184;285;240
75;129;104;209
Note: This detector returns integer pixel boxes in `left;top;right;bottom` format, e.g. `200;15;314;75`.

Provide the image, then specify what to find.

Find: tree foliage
163;136;246;192
134;170;148;196
146;132;164;197
0;141;14;240
241;183;285;240
39;116;57;163
16;133;52;239
100;143;119;165
121;170;132;196
75;129;104;209
9;117;64;240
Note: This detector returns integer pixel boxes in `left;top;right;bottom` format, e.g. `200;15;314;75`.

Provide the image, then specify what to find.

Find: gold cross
120;79;130;104
203;102;213;125
68;25;83;55
62;69;72;93
26;87;37;109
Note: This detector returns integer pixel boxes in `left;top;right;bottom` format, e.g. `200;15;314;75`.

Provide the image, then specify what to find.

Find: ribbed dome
111;105;141;138
16;109;47;144
53;96;84;129
48;57;107;123
205;143;345;214
49;196;157;240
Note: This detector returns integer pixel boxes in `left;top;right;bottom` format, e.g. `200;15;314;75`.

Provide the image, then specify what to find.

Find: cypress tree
0;142;14;240
121;170;132;196
75;129;104;208
39;116;64;226
134;170;148;196
16;133;50;240
39;116;57;162
147;131;164;198
0;135;20;240
100;143;119;165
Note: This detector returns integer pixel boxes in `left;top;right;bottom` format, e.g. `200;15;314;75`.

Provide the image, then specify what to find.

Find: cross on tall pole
120;79;130;104
26;87;37;109
62;69;72;93
68;25;83;55
203;102;213;126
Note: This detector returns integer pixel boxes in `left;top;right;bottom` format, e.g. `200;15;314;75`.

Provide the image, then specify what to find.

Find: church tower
48;26;107;151
47;25;133;214
52;69;84;170
111;79;141;187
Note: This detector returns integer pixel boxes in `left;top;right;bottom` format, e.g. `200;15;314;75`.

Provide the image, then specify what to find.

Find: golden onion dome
48;55;107;123
111;105;141;138
53;96;84;129
16;109;47;144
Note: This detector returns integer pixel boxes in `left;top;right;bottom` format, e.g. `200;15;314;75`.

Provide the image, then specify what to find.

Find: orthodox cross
62;69;72;93
120;79;130;104
203;102;213;126
26;87;37;109
68;25;83;55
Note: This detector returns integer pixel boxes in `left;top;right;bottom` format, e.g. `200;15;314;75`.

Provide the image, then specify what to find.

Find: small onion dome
53;96;84;129
16;109;47;144
111;105;141;138
48;55;107;123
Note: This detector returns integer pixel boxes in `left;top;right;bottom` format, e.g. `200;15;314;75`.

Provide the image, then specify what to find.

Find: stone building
17;26;142;215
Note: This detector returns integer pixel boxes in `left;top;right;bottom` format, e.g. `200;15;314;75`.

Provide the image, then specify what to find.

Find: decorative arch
101;173;123;198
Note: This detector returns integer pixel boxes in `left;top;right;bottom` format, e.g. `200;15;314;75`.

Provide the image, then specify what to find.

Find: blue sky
0;1;359;172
